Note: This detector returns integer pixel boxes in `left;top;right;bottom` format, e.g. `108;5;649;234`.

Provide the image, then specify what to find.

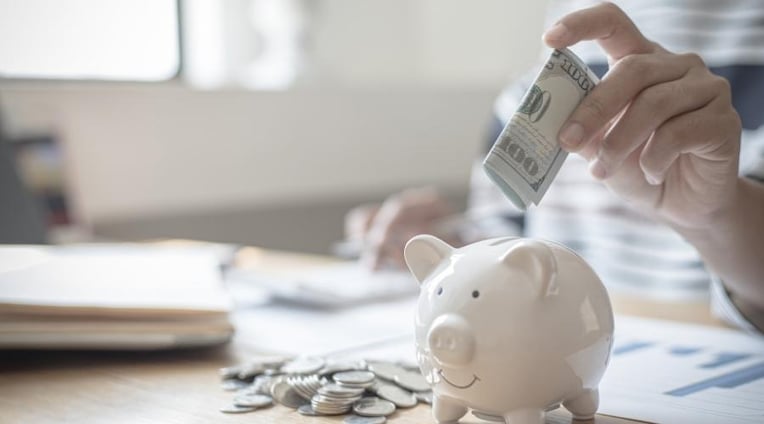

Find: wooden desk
0;247;728;424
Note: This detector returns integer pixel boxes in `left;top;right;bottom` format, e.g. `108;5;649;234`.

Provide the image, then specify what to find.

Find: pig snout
427;314;475;366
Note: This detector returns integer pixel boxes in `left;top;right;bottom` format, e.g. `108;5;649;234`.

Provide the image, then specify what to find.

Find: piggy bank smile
438;369;480;389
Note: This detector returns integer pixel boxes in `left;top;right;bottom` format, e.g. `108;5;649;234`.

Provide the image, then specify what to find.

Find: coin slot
437;287;443;296
488;237;515;246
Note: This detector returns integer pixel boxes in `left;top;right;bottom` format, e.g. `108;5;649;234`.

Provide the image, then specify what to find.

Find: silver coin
319;359;367;377
287;375;319;401
313;407;350;415
219;404;255;414
263;368;284;377
249;355;291;369
396;360;420;372
313;404;351;413
311;396;352;415
237;362;266;380
366;380;383;394
394;371;430;392
472;410;505;422
220;379;249;392
271;379;307;409
219;365;242;380
234;394;273;408
344;415;387;424
376;384;417;408
415;391;433;405
298;404;321;416
251;375;276;395
353;397;396;417
281;356;325;375
334;370;376;386
312;394;358;406
319;383;365;397
367;362;407;381
236;385;259;396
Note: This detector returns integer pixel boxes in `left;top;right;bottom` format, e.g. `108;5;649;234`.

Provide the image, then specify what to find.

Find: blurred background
0;0;548;253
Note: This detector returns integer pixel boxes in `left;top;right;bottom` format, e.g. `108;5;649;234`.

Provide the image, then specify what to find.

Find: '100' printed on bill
483;48;600;210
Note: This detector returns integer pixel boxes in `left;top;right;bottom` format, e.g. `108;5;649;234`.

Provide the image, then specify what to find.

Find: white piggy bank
404;235;614;424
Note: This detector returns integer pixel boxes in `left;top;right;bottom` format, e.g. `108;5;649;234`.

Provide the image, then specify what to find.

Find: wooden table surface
0;247;729;424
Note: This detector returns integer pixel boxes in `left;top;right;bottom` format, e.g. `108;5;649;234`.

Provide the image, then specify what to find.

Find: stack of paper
0;244;234;350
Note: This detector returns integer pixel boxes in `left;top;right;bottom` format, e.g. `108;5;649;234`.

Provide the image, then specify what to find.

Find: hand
344;187;455;270
544;2;742;230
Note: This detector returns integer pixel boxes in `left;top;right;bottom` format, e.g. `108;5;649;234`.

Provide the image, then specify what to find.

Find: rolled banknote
483;48;600;210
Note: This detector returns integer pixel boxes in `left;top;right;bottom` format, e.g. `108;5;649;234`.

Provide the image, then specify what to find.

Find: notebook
0;244;234;349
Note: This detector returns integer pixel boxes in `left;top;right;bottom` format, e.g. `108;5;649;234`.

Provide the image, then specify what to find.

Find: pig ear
404;234;453;284
501;240;558;298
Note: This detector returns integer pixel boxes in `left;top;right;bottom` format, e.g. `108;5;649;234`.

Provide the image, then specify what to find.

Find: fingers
344;204;380;240
639;96;741;185
544;2;654;60
360;187;452;270
379;188;449;233
364;227;419;270
559;52;700;151
589;66;719;179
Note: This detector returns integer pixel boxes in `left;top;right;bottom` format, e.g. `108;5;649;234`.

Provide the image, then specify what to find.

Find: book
0;244;234;349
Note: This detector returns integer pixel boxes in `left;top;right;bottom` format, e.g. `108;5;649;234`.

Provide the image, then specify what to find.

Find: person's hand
544;2;742;230
343;187;455;270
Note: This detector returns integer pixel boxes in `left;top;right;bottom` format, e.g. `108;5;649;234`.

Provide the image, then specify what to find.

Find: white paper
227;262;418;308
599;316;764;424
232;296;417;357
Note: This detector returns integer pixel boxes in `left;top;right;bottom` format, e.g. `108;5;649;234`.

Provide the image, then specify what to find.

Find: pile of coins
219;356;432;423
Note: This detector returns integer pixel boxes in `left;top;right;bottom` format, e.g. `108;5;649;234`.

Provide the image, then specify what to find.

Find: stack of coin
287;374;327;401
311;383;365;415
270;376;306;409
218;355;434;420
333;370;376;390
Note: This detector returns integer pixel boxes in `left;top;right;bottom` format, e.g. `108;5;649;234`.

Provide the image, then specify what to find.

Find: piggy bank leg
563;388;599;420
432;395;467;423
503;408;544;424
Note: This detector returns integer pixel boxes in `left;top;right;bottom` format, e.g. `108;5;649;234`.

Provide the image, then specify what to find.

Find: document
599;316;764;424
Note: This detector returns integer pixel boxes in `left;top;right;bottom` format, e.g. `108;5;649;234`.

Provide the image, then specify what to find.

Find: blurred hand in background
344;187;461;270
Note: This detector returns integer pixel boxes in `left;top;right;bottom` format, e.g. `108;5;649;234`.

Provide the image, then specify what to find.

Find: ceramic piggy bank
404;235;614;424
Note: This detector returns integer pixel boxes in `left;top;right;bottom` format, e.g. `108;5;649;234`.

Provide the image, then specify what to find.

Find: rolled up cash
483;48;599;210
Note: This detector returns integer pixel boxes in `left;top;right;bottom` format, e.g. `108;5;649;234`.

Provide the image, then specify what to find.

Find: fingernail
559;122;584;150
645;173;661;186
544;23;570;43
589;159;607;180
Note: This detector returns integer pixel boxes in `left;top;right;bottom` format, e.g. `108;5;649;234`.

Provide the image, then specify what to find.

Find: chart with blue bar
600;317;764;424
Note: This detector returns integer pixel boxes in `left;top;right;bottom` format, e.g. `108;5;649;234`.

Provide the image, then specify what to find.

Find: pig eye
436;287;443;296
472;290;480;299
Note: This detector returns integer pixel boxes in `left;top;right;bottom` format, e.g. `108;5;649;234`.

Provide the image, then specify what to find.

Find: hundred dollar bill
483;48;599;210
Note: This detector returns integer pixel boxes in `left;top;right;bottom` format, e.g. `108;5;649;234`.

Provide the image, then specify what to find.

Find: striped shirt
468;0;764;334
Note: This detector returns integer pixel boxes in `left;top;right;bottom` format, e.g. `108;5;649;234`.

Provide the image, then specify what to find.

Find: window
0;0;180;81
